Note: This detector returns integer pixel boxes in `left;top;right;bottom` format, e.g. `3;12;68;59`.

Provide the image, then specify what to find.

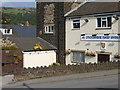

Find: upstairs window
72;20;80;29
97;17;112;28
44;25;54;34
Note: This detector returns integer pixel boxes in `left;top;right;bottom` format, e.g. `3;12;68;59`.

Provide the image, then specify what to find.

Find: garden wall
13;60;119;81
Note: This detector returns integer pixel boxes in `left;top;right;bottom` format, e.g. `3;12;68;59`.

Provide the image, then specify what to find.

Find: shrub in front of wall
50;63;60;67
0;38;19;50
0;45;19;50
13;51;23;64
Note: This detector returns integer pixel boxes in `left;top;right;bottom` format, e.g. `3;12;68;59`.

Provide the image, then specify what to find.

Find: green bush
0;46;19;50
52;63;60;66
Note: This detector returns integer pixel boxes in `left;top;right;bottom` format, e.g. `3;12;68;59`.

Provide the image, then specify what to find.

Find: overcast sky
1;0;35;2
1;0;119;8
1;0;36;8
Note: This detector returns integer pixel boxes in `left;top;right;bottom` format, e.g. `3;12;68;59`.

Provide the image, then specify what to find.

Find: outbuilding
8;37;57;68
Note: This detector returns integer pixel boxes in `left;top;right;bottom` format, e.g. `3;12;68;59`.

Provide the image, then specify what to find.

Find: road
23;75;119;88
2;69;119;89
2;75;119;89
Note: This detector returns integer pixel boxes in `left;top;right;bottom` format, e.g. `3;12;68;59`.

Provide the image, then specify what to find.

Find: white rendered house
65;1;120;65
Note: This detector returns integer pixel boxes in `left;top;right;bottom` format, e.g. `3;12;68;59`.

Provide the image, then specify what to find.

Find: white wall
23;50;56;68
65;15;120;65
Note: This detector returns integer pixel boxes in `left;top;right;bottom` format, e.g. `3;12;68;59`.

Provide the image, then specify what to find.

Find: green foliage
2;7;36;25
13;52;22;60
13;51;23;64
17;55;22;60
3;9;27;14
51;63;60;66
1;46;19;50
0;38;19;50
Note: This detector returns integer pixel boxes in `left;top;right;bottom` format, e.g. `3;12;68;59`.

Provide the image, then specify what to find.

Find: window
97;17;112;28
72;20;80;29
2;29;12;35
44;25;54;34
7;29;10;33
71;52;85;63
5;29;7;33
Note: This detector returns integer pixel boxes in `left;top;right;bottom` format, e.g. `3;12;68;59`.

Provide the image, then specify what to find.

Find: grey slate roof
12;25;36;37
1;25;36;38
66;2;120;17
8;37;57;51
1;25;56;51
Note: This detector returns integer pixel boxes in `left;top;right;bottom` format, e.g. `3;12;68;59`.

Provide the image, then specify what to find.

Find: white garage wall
23;50;56;68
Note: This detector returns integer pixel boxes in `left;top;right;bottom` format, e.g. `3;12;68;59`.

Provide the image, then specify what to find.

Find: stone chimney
71;2;80;9
25;21;29;26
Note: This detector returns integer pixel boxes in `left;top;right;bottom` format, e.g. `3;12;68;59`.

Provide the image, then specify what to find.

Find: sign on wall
100;42;106;50
81;34;120;41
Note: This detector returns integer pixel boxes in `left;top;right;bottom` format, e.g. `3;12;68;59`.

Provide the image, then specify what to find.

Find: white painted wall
23;50;56;68
65;15;120;65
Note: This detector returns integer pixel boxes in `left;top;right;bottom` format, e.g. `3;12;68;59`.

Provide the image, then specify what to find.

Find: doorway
98;54;110;63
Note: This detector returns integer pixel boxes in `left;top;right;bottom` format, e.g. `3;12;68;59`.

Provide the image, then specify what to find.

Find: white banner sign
81;34;120;41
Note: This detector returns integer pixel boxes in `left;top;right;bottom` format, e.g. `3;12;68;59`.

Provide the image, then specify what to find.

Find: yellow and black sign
33;42;43;50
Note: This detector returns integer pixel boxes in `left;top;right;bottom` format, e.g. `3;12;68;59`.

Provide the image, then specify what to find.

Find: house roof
1;25;36;38
66;2;120;17
8;37;57;51
12;25;36;37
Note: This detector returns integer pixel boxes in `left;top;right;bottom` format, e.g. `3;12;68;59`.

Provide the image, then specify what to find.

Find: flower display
85;51;96;56
0;38;19;49
114;53;120;58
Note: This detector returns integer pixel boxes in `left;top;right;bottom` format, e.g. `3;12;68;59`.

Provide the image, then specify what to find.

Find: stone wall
13;61;119;81
36;2;81;64
36;2;65;64
44;3;55;24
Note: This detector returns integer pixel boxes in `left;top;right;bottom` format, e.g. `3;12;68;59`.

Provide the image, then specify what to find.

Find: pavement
0;75;14;89
2;69;119;88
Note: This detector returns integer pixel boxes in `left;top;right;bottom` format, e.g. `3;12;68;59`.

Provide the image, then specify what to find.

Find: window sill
44;33;54;35
71;61;85;63
3;34;12;35
71;50;85;52
96;27;111;30
72;28;80;30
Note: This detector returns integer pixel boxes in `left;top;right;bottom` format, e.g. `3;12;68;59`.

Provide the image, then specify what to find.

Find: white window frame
96;16;112;28
71;51;85;63
72;19;80;29
0;28;12;35
44;25;54;34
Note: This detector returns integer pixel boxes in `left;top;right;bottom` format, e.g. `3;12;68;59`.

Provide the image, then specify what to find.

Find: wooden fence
0;49;23;75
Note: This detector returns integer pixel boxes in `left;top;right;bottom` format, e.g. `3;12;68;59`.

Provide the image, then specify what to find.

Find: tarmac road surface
22;75;119;88
2;69;119;89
